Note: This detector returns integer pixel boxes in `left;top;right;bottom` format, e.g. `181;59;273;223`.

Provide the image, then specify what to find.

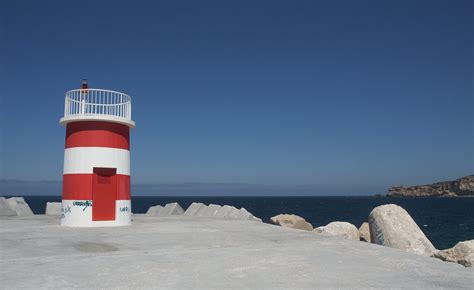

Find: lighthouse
59;80;135;227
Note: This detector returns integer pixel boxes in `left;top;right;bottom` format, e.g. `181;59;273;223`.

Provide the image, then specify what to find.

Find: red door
92;167;117;221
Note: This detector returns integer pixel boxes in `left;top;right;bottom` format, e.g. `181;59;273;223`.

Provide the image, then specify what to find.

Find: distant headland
387;175;474;197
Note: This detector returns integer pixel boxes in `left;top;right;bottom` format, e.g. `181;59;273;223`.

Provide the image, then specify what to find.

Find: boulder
270;214;313;231
0;197;17;216
147;202;184;216
432;240;474;267
6;197;34;216
183;202;206;216
455;175;474;195
359;222;371;242
45;202;62;215
314;222;359;240
368;204;436;256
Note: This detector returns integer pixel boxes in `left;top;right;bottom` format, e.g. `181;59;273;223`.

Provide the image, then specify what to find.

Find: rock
368;204;436;256
270;214;313;231
454;176;474;195
359;222;371;242
314;222;359;240
183;202;206;216
147;203;184;216
387;175;474;197
6;197;34;216
45;202;62;215
433;240;474;267
0;197;17;216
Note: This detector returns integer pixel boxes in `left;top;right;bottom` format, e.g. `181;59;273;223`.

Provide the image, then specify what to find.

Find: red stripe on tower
65;121;130;149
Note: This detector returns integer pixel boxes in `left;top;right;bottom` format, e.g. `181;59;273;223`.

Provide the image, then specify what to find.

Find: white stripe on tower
63;147;131;175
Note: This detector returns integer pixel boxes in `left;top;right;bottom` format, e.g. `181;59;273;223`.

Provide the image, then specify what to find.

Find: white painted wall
63;147;130;175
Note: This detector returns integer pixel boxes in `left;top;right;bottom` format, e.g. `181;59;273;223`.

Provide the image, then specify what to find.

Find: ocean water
17;195;474;250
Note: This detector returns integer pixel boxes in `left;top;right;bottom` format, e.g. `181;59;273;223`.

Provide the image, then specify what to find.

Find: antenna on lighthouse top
81;79;88;89
80;79;88;97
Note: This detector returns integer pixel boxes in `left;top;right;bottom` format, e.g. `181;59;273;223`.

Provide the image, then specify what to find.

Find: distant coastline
387;175;474;197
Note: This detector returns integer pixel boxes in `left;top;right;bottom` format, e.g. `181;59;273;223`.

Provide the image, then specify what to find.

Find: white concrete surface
1;215;472;289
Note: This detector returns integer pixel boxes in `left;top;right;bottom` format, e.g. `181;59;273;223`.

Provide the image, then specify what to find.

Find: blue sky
1;0;473;195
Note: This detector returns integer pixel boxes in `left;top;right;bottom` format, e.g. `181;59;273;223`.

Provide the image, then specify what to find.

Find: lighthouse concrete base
60;200;131;227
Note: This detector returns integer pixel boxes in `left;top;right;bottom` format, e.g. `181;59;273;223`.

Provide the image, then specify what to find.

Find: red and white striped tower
59;80;135;227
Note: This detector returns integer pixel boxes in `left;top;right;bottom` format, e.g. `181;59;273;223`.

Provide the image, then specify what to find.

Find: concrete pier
1;215;472;289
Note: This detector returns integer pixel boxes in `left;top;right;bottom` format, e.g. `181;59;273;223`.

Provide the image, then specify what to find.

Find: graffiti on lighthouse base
73;200;92;211
61;205;72;219
60;200;132;227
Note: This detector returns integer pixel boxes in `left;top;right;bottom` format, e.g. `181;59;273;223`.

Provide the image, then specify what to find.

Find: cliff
387;175;474;197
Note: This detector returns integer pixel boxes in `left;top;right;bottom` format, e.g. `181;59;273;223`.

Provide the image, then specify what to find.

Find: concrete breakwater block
433;240;474;267
6;197;34;216
214;205;237;218
183;202;206;216
45;202;62;215
183;203;261;222
0;197;17;216
197;204;221;217
369;204;436;256
238;208;262;222
161;202;184;216
314;221;359;240
270;214;313;231
146;205;164;215
220;206;261;222
147;202;184;216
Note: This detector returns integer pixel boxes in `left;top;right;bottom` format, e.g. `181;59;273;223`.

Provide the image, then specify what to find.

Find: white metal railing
63;88;132;121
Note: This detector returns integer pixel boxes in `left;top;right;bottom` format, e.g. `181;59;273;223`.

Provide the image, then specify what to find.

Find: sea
14;195;474;250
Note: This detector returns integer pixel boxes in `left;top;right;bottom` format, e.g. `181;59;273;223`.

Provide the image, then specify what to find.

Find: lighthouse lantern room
59;80;135;227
